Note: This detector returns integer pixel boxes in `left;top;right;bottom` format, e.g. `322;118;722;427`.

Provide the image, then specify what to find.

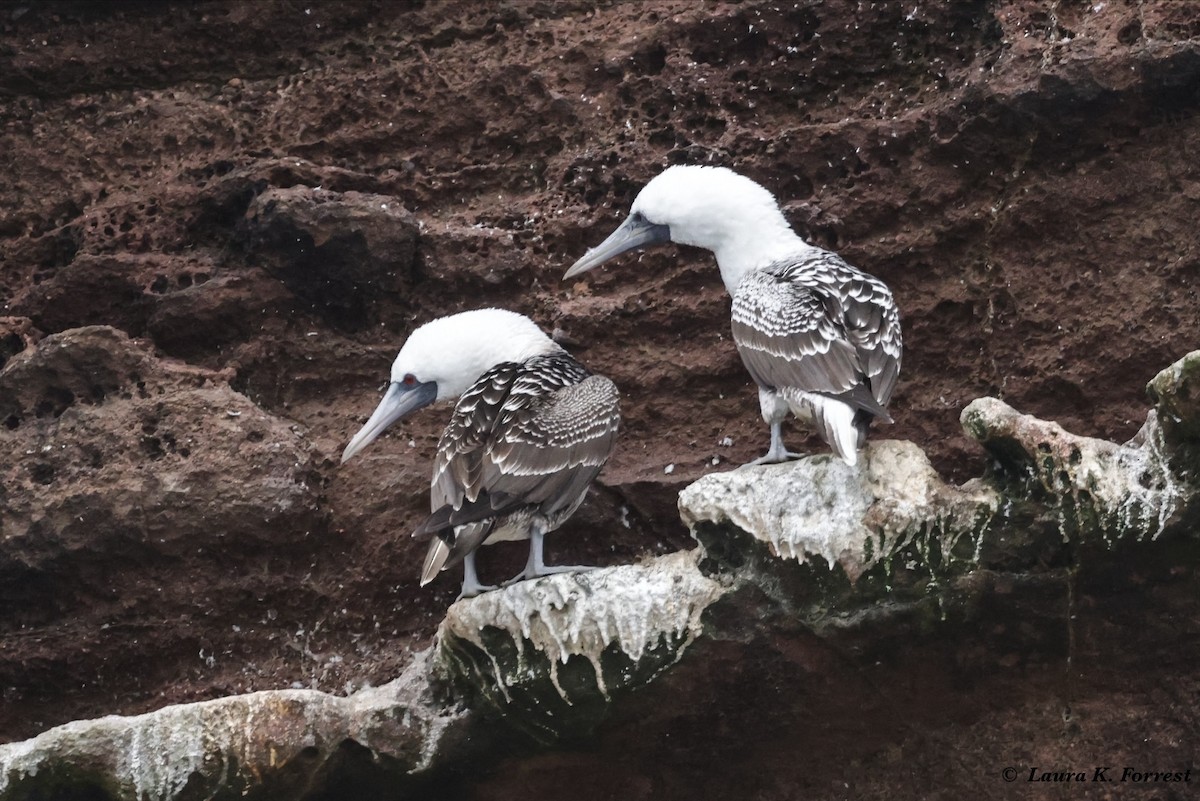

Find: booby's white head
341;309;558;463
564;165;811;293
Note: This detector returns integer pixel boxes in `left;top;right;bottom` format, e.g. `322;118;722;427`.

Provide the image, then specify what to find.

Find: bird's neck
711;226;815;294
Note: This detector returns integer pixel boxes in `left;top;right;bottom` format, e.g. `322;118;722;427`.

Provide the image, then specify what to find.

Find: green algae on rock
962;395;1192;544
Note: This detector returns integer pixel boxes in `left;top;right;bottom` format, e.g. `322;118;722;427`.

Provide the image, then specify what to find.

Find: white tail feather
792;393;859;462
778;389;862;466
812;396;858;466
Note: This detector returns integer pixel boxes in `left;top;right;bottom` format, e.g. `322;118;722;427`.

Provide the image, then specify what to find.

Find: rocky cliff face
2;1;1200;799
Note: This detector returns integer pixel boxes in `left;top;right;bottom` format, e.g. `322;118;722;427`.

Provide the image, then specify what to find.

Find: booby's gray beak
341;380;438;464
563;213;671;279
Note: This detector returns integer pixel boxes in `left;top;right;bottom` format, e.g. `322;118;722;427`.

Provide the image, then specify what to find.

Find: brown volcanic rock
3;389;1199;799
0;326;318;569
0;326;338;738
238;186;419;331
0;324;318;592
0;0;1199;797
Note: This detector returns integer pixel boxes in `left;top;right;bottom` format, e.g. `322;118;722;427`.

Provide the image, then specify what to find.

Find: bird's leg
746;419;805;465
457;551;498;600
744;388;805;465
507;524;595;584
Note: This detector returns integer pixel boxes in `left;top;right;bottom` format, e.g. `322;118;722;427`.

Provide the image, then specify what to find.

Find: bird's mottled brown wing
484;373;620;518
429;361;521;513
426;354;619;531
730;256;901;417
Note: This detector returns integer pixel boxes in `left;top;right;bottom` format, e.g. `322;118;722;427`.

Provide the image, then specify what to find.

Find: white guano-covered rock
438;550;726;704
962;396;1192;542
0;652;466;801
678;440;999;580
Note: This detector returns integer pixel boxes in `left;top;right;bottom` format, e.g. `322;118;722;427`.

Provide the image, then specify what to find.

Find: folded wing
731;256;901;418
417;355;620;574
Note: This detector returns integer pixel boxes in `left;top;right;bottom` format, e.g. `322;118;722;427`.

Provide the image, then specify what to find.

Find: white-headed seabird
564;165;901;466
341;308;620;598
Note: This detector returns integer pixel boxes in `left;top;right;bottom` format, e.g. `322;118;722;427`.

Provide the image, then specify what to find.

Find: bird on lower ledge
341;308;620;598
564;164;902;467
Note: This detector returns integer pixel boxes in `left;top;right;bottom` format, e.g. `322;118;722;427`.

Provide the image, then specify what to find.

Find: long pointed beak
563;214;671;279
341;380;438;463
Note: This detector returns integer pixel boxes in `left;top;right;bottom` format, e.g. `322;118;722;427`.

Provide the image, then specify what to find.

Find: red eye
402;373;417;386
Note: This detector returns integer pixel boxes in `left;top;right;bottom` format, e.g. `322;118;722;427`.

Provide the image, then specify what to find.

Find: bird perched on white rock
564;165;901;466
341;308;620;598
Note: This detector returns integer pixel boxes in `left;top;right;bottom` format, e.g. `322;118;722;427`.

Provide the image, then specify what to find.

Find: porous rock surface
3;1;1200;799
0;326;319;613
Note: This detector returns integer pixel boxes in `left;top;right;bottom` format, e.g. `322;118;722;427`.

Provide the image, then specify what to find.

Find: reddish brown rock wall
1;0;1199;797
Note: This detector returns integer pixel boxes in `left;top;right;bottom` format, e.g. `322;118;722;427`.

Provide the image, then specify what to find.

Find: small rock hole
29;463;56;485
1118;20;1141;45
0;332;25;369
35;388;75;418
141;436;165;460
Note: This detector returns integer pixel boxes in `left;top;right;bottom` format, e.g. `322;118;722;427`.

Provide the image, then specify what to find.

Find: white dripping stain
995;406;1186;547
438;551;725;703
1118;422;1185;540
1077;425;1181;543
0;690;325;799
970;497;1000;564
957;391;1198;558
0;661;459;799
